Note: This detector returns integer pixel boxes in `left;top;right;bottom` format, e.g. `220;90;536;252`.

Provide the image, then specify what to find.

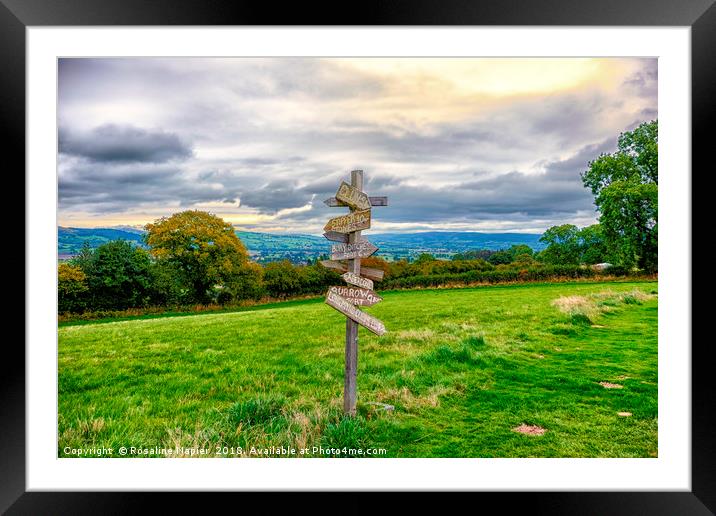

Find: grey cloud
59;162;222;213
239;180;313;213
57;58;656;231
623;59;658;100
359;140;610;224
60;124;193;164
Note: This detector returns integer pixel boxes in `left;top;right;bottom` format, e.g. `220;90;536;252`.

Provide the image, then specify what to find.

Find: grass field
58;280;658;458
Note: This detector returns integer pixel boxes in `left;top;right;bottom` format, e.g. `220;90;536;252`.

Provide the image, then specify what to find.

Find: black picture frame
5;0;712;513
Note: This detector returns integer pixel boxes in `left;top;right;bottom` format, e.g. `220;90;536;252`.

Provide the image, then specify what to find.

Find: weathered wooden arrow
323;230;348;243
323;209;371;234
324;196;389;208
325;290;386;336
335;181;371;210
331;240;378;260
342;271;374;290
320;260;384;281
323;232;369;243
328;285;382;306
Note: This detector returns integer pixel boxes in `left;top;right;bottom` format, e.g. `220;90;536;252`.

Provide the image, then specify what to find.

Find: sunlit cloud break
58;57;657;234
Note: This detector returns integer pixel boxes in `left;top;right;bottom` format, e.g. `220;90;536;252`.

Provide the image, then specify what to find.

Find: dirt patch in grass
600;382;623;389
512;424;546;436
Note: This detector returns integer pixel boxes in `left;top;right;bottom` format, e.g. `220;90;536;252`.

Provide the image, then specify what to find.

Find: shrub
58;263;88;313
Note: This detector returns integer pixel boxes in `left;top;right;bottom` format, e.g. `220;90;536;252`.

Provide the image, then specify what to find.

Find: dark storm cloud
59;124;193;164
244;136;612;226
353;139;614;224
239;180;313;213
59;161;223;213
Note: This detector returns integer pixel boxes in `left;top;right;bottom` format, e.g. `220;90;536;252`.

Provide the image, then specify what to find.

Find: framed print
5;0;713;513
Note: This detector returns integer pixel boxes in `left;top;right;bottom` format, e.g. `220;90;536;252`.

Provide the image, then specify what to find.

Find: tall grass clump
228;395;286;427
553;289;656;326
321;416;369;451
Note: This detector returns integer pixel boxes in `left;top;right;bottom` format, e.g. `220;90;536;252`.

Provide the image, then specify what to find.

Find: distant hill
58;227;545;263
58;226;147;256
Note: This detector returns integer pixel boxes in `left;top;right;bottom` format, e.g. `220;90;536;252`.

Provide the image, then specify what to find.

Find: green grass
58;280;657;458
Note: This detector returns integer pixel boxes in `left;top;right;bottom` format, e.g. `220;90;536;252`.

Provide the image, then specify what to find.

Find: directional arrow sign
328;285;382;307
342;272;373;290
323;232;368;244
320;260;385;281
324;196;389;208
325;290;386;336
323;231;349;243
335;181;371;210
323;209;371;234
331;240;378;260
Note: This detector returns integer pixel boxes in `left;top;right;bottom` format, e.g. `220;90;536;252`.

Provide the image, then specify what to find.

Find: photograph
56;56;659;460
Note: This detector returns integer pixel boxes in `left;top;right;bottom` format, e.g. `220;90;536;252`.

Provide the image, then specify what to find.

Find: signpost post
322;169;388;416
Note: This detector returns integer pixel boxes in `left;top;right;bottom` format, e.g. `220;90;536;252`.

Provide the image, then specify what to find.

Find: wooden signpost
323;232;367;244
342;272;373;290
324;196;389;208
335;181;372;210
320;260;384;281
323;231;350;243
322;169;388;416
328;285;382;306
326;289;386;335
323;209;371;234
330;240;378;260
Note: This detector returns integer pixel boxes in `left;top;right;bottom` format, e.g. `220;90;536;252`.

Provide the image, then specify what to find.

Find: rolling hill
58;226;546;263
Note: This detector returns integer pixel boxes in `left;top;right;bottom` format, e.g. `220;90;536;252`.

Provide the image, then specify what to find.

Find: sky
58;57;657;234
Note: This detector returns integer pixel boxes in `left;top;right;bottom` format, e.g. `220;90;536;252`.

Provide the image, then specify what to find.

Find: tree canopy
581;120;658;271
144;210;258;303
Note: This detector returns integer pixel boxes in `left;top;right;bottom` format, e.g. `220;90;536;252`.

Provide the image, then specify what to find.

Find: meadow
58;280;658;458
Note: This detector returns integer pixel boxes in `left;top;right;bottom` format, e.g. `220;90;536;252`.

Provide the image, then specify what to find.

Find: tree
538;224;581;264
508;244;534;261
144;210;256;303
581;120;658;271
577;224;609;265
412;253;436;264
452;249;495;261
487;250;513;265
79;240;154;310
223;261;264;301
263;260;302;298
58;263;88;313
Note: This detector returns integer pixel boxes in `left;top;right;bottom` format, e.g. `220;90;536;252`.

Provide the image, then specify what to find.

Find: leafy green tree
58;263;88;313
581;120;658;271
577;224;609;265
413;253;436;263
538;224;581;264
263;260;302;298
452;249;495;261
223;261;265;301
508;244;534;260
300;263;341;295
144;210;257;303
148;260;192;306
487;249;514;265
80;240;153;310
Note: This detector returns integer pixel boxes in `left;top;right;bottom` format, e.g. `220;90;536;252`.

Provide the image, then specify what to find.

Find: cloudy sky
58;57;657;234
